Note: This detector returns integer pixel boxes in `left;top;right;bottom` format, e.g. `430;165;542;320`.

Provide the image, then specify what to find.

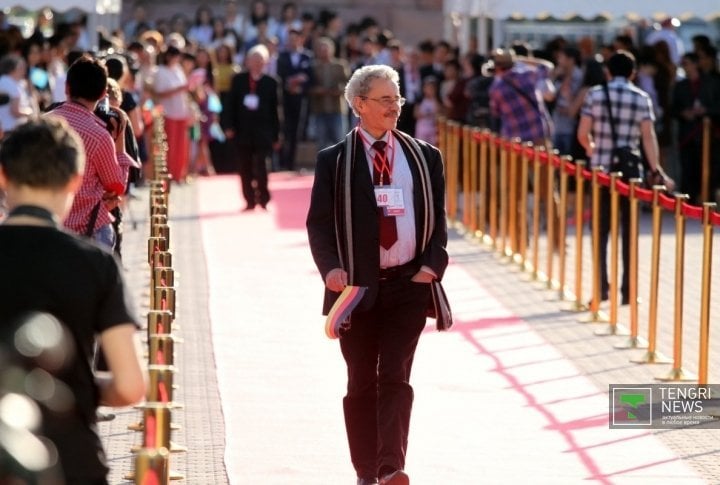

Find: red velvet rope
145;414;156;448
659;193;676;212
158;380;169;403
712;211;720;227
682;203;703;220
616;179;630;197
452;129;720;221
596;171;611;188
635;186;653;203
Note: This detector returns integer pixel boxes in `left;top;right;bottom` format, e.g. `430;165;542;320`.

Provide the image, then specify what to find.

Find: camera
94;97;121;134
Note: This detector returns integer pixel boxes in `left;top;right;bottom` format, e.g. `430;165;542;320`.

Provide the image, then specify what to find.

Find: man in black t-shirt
0;118;146;484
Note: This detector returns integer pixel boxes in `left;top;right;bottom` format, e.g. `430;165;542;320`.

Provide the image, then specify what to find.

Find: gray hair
247;44;270;62
344;64;399;116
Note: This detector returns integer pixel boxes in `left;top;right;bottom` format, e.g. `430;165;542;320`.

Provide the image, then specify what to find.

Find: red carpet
196;174;703;484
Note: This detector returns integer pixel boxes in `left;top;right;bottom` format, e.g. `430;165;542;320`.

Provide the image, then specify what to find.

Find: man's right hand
325;268;348;292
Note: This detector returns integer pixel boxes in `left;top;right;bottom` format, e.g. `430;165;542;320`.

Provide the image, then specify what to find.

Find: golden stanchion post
545;149;557;289
150;203;168;218
149;335;176;366
701;117;711;203
147;310;173;338
437;117;446;159
152;224;171;249
147;237;168;309
564;161;588;312
615;179;648;349
697;202;716;385
149;192;167;213
468;128;480;236
579;167;608;323
154;267;174;289
129;446;170;483
147;237;167;265
462;125;472;229
555;156;570;299
478;130;489;242
657;194;696;382
150;214;168;231
498;140;508;256
518;142;532;269
153;251;173;272
595;173;629;336
154;286;176;318
488;136;499;245
530;146;542;280
128;402;187;455
631;186;672;363
447;122;459;223
508;139;520;257
147;365;178;403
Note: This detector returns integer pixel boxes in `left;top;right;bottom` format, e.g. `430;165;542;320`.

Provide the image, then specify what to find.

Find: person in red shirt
45;55;132;249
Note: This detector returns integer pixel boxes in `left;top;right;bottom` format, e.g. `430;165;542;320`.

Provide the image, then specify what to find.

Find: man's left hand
411;270;435;283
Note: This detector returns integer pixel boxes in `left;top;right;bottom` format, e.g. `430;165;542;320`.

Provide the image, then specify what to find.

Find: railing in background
125;112;186;484
439;117;720;385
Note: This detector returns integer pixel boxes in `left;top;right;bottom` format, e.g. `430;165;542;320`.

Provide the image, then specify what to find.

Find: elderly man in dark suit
223;44;281;210
306;64;448;485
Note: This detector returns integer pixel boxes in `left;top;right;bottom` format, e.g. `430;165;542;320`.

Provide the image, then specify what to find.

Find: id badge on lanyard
374;187;405;216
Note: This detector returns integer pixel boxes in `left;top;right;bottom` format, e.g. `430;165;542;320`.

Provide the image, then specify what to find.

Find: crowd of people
0;3;718;203
1;2;720;482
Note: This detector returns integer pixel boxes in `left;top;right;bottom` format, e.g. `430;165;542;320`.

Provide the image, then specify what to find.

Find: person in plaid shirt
577;50;673;305
489;48;555;144
489;48;556;249
45;55;132;250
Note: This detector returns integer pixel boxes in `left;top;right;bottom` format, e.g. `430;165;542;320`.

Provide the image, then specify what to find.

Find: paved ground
100;173;720;484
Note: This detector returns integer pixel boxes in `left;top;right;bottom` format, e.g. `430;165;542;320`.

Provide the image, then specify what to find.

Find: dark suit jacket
222;72;281;147
306;130;448;314
276;49;314;97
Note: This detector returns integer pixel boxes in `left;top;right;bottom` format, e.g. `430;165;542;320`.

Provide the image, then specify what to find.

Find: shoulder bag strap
602;82;618;148
84;201;102;238
503;77;540;112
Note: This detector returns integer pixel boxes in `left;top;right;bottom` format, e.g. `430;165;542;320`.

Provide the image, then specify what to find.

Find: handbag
428;280;453;331
603;83;642;179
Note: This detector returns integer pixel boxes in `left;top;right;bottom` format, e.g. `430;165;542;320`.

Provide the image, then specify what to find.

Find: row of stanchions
439;118;720;384
125;113;185;484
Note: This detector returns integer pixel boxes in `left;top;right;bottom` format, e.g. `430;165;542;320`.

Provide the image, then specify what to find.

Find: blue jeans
314;113;345;152
93;223;116;251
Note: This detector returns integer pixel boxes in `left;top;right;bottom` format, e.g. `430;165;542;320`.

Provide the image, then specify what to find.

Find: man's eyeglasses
360;96;406;107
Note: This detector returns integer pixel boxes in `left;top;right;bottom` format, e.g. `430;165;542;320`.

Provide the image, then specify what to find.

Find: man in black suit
306;64;448;485
222;44;281;210
276;28;313;171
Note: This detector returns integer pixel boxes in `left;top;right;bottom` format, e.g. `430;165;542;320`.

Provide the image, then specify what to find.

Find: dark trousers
280;95;305;170
235;142;271;208
339;274;430;479
598;186;630;300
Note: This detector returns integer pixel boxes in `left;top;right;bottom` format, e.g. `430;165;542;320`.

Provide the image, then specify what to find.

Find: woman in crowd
152;45;191;183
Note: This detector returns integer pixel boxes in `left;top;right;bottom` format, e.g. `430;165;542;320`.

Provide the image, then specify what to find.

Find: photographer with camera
45;55;133;250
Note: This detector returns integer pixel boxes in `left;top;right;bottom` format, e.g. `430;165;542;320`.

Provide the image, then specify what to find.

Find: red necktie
372;140;398;250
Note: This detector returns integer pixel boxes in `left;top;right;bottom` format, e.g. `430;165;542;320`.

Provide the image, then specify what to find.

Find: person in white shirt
0;55;35;135
152;46;191;183
645;17;685;65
